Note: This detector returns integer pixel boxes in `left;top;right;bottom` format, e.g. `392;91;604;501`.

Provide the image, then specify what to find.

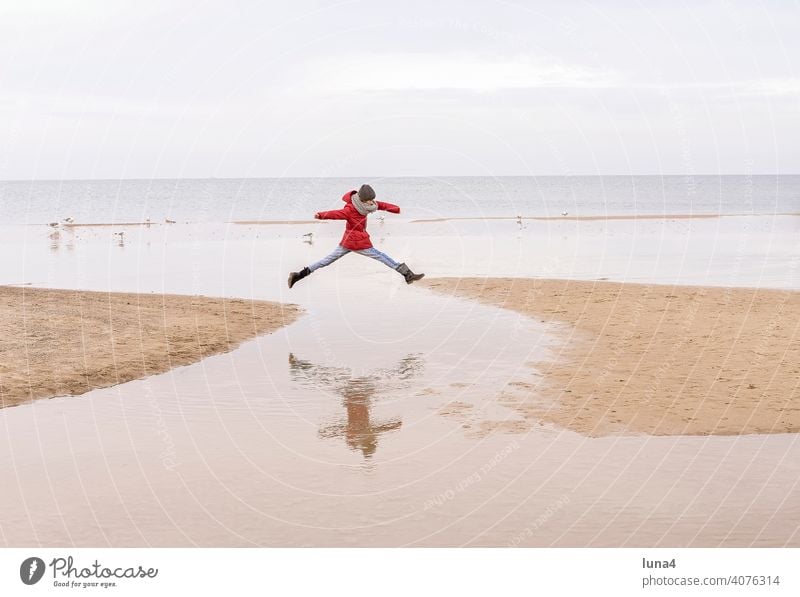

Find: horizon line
1;173;799;183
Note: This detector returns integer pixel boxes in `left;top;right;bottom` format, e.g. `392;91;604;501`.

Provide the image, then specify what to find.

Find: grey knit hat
358;184;376;201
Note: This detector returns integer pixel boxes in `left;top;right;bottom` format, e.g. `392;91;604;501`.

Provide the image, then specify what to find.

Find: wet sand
0;286;300;408
422;278;800;437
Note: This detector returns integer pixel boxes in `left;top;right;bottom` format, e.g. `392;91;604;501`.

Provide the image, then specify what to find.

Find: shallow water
0;217;799;546
4;214;799;291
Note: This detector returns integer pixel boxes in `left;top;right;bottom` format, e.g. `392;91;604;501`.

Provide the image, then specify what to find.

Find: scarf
352;193;378;216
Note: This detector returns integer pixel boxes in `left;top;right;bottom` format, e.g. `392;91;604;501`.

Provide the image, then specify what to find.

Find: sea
0;175;798;224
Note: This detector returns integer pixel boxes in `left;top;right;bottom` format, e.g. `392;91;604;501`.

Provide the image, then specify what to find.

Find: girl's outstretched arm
315;208;348;220
376;201;400;214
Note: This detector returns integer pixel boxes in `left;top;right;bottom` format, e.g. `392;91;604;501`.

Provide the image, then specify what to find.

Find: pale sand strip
231;220;323;225
59;221;318;227
423;278;800;437
0;287;301;408
410;213;800;223
62;222;163;228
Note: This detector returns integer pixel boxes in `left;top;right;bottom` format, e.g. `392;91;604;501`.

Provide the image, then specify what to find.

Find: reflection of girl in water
319;377;401;458
288;353;423;458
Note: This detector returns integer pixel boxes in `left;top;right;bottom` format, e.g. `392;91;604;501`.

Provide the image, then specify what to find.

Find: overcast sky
0;0;797;179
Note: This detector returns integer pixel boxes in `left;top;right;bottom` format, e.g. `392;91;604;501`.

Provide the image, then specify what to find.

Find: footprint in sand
439;399;536;438
468;420;529;437
438;400;474;418
416;387;440;396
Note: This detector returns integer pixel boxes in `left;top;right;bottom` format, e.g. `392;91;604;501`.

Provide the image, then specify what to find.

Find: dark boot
395;263;425;284
288;267;311;289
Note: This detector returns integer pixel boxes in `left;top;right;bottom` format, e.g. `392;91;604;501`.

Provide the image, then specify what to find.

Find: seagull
302;232;314;245
48;222;59;228
63;217;74;224
561;211;569;216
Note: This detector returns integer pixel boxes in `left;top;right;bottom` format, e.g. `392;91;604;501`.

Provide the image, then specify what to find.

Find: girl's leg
355;247;401;270
289;245;352;288
357;248;425;284
309;245;351;272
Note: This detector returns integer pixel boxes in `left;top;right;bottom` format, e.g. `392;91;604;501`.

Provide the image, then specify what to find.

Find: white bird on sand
561;211;569;216
48;222;59;228
63;217;74;224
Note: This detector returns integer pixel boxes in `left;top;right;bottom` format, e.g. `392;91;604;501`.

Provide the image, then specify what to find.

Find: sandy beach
423;277;800;437
0;286;300;408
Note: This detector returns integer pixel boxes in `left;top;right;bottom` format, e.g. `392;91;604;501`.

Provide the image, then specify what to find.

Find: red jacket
316;190;400;250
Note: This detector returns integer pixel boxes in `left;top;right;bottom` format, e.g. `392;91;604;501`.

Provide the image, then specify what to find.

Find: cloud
309;53;620;93
634;78;800;100
735;78;800;98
